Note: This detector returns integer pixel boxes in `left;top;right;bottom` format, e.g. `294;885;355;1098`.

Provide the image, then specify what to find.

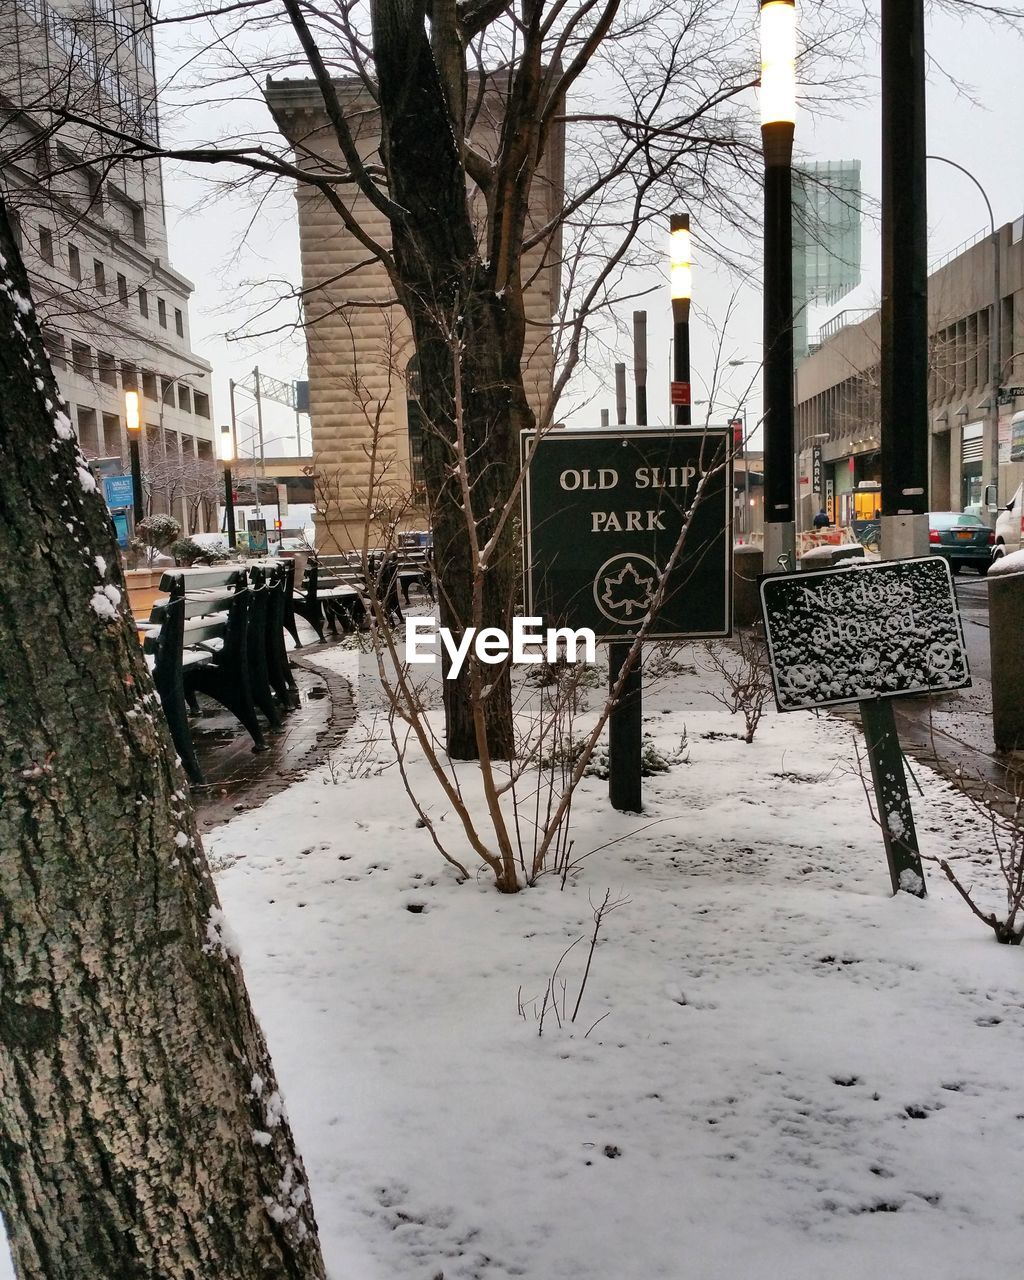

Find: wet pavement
836;575;1024;818
190;645;356;832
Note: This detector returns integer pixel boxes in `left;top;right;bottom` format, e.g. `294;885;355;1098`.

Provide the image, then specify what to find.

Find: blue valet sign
102;474;136;510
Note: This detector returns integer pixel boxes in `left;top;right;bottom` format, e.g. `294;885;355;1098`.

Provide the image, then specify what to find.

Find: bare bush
700;632;773;743
519;890;630;1037
923;777;1024;945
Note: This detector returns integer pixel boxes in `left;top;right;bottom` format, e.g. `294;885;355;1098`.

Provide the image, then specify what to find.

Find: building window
42;329;66;369
69;244;81;281
9;211;22;250
33;135;50;178
132;206;146;246
177;386;191;413
94;260;106;294
138;287;149;318
101;412;122;458
76;406;100;455
157;298;167;328
117;273;129;306
193;391;210;419
174;307;184;338
121;362;138;392
39;227;54;265
71;342;94;379
142;370;158;401
407;403;427;500
86;170;104;214
97;351;118;387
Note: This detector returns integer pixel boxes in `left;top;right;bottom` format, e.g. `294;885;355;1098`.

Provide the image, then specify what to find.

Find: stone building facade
267;75;564;550
0;1;216;531
795;215;1024;528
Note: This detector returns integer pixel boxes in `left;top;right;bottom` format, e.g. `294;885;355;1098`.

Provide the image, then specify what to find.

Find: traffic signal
730;418;744;458
274;518;283;530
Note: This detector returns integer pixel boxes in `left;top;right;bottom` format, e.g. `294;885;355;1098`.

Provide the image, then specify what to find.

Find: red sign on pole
670;381;691;406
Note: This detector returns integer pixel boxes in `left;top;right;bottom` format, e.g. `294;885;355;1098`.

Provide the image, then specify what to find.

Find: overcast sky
157;3;1023;453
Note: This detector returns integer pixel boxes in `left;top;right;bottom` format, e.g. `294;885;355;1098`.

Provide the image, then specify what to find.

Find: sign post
759;557;971;895
522;427;732;811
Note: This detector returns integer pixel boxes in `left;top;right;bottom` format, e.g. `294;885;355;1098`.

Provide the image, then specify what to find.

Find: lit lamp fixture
219;424;237;550
670;212;692;427
760;0;797;572
124;388;144;524
760;0;797;132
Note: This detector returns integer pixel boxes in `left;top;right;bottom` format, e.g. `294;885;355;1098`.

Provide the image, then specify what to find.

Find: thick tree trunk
0;206;326;1277
373;1;535;760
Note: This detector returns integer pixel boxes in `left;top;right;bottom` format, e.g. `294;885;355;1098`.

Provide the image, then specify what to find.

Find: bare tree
0;198;326;1278
2;0;798;759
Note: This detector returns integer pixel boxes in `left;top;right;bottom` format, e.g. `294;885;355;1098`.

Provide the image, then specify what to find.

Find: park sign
520;427;732;641
759;556;970;712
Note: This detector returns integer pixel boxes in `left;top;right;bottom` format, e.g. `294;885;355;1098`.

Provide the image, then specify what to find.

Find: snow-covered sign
760;557;970;711
520;427;732;641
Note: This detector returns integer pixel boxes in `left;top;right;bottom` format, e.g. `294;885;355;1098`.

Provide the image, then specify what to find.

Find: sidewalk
191;646;356;832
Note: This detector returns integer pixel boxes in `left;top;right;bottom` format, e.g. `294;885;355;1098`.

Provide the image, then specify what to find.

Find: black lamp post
760;0;797;572
880;0;930;557
125;389;144;527
670;213;692;426
219;424;237;550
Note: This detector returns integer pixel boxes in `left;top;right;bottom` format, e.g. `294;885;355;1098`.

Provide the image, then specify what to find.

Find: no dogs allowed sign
520;427;732;641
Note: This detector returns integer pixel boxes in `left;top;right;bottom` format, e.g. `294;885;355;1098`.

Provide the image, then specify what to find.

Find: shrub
171;537;229;567
137;514;181;553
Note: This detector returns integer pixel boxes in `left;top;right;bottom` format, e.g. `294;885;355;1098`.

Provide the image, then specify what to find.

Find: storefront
960;420;984;510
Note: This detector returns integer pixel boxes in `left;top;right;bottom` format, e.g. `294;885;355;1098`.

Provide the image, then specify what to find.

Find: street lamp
124;388;144;524
760;0;797;571
927;155;1000;509
670;213;692;426
219;423;237;550
879;0;929;559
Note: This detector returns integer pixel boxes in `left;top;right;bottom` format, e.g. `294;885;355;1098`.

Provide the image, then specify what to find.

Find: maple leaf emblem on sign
600;561;655;617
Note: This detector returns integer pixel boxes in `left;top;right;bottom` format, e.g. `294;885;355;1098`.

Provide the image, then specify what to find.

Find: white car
992;482;1024;562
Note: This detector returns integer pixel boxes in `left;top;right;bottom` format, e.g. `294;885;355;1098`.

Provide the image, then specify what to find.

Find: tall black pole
760;0;796;573
614;362;627;426
223;465;237;549
128;436;144;526
880;0;929;557
632;311;647;427
609;316;646;813
671;215;692;428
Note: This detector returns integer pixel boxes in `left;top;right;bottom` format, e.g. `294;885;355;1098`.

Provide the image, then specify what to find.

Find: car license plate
955;530;973;540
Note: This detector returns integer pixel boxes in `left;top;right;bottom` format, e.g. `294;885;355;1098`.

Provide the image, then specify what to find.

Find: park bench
395;550;434;605
356;549;434;607
249;562;300;713
143;565;296;785
286;553;364;641
313;555;368;633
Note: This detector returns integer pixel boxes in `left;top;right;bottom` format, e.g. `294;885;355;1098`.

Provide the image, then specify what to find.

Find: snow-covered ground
3;639;1023;1277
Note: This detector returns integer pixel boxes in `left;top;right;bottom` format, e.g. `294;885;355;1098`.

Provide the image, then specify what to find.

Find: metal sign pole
859;699;926;896
520;426;732;819
759;557;968;896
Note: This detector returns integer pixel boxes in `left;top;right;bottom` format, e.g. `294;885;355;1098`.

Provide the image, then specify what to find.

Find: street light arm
1000;351;1024;380
925;154;994;235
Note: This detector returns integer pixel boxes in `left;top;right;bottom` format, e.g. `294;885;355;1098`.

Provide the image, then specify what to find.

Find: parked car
991;481;1024;563
927;511;994;575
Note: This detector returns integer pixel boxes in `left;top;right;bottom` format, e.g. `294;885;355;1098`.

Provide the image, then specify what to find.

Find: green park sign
520;427;732;641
